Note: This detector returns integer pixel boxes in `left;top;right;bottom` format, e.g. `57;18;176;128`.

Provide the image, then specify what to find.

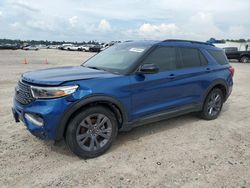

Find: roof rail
124;40;134;42
162;39;215;46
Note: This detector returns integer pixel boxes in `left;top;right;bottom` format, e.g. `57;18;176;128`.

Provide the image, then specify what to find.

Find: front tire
200;88;223;120
66;106;118;158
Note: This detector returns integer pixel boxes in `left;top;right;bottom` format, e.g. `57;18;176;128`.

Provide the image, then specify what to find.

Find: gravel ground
0;49;249;188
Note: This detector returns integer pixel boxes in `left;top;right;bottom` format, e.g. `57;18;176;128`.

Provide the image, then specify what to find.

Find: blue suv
12;40;234;158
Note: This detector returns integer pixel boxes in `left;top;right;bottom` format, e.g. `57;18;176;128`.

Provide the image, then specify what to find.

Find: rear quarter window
207;49;229;65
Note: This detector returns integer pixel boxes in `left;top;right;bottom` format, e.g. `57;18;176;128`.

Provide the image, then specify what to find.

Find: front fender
55;94;128;141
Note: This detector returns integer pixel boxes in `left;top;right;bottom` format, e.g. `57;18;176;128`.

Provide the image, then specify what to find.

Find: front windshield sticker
129;48;145;53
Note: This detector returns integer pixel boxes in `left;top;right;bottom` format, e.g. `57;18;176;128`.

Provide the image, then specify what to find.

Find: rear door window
178;47;207;68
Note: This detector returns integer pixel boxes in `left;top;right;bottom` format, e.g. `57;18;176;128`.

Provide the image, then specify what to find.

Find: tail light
229;67;235;77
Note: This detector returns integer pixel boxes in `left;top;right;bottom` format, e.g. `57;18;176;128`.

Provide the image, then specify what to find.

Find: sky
0;0;249;42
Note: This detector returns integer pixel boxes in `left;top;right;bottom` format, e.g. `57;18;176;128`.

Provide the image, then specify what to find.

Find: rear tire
200;88;223;120
65;106;118;158
240;56;249;63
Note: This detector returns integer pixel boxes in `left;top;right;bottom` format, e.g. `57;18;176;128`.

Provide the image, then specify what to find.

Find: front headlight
31;85;78;99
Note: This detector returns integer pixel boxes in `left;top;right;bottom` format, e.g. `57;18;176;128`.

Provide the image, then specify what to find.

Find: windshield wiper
83;65;121;74
84;65;107;71
86;66;101;70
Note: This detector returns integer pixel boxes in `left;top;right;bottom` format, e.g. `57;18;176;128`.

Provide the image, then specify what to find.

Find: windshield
83;43;151;74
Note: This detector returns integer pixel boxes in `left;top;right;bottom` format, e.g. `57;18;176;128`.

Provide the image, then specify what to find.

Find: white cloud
10;22;20;28
228;26;247;39
26;20;56;31
183;12;223;40
129;12;225;41
98;19;111;31
11;1;40;12
0;0;249;41
68;16;78;27
138;23;179;39
190;12;213;25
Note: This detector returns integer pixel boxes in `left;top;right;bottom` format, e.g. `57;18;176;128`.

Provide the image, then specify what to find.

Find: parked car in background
12;40;234;158
48;45;59;49
66;45;80;51
89;44;102;52
0;44;20;50
23;45;39;51
223;46;250;63
78;45;90;52
37;44;49;49
223;47;238;53
58;44;74;50
101;41;121;51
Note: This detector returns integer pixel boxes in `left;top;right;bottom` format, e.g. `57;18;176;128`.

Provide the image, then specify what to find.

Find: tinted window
143;47;177;71
223;47;238;53
179;47;204;68
199;51;208;66
207;49;228;65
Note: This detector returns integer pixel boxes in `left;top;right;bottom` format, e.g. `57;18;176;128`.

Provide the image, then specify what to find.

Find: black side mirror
137;64;159;74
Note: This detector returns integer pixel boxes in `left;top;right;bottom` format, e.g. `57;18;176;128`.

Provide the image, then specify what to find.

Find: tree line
209;38;250;43
1;38;250;45
0;39;102;45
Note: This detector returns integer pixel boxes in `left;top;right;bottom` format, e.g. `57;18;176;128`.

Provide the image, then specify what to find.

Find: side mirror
137;64;159;74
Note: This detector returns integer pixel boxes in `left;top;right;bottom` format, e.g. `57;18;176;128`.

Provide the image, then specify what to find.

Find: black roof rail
162;39;215;46
124;40;134;42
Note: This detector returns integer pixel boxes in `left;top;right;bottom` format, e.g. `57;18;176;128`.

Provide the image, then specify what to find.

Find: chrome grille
15;81;34;105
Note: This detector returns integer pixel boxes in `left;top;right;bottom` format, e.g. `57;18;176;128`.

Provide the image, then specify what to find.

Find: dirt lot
0;49;249;188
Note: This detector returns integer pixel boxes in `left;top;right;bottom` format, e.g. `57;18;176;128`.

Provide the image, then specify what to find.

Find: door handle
206;68;211;72
168;74;176;79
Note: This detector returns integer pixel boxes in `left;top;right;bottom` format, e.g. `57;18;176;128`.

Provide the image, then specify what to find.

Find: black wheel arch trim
55;94;128;141
202;79;229;104
240;54;250;58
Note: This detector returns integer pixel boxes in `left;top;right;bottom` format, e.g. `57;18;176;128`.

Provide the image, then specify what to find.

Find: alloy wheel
207;92;222;117
76;113;112;152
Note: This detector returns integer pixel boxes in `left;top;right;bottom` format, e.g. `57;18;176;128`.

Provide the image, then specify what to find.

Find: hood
22;66;116;85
